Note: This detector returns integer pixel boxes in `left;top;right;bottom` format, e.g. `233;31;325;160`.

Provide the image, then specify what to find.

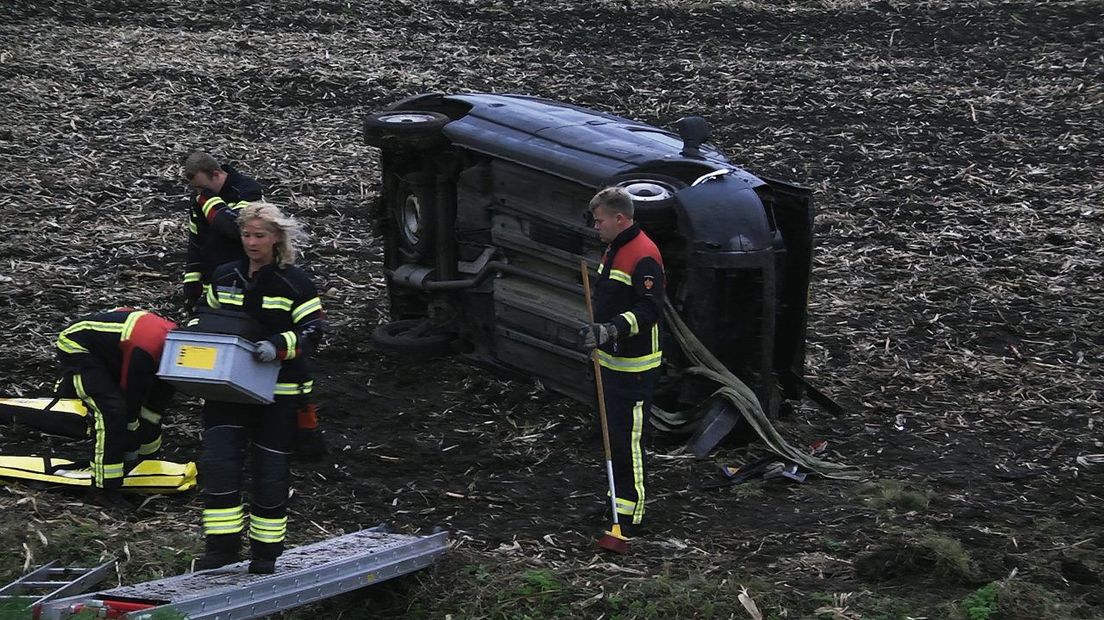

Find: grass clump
856;479;929;511
960;582;999;620
944;580;1073;620
854;533;978;584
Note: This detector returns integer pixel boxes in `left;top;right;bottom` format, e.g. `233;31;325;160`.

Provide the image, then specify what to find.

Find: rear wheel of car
393;171;436;258
363;111;449;151
609;173;686;229
372;319;455;357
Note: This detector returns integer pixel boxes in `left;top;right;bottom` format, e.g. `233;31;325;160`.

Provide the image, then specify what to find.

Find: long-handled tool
581;260;629;555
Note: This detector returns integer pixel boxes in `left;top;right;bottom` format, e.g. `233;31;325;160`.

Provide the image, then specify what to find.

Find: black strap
786;371;845;416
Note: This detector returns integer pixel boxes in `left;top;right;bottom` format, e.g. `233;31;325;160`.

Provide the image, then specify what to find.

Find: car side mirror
676;116;712;159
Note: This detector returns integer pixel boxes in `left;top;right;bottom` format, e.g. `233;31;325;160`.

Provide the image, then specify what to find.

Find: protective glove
576;322;618;352
253;340;278;362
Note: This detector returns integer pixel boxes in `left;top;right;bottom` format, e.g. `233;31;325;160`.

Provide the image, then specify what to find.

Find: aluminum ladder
35;526;448;620
0;559;116;610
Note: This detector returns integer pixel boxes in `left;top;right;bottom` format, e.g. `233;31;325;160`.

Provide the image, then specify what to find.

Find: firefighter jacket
55;309;177;421
200;260;325;397
594;223;665;373
184;165;264;300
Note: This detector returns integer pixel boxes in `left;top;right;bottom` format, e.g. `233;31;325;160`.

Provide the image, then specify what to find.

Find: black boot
194;534;241;571
248;539;283;575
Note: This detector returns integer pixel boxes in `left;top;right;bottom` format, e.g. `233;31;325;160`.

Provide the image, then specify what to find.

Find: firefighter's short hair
183;151;221;180
589;186;634;219
238;202;308;267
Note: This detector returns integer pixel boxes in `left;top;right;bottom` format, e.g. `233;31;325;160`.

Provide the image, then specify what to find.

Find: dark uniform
55;309;176;488
592;223;664;528
184;165;263;305
196;259;324;565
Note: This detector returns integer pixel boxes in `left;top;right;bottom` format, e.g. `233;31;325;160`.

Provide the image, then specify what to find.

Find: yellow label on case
177;345;217;370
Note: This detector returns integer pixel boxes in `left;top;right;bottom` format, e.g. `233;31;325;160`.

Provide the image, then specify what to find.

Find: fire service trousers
199;396;296;559
599;366;658;526
57;365;129;489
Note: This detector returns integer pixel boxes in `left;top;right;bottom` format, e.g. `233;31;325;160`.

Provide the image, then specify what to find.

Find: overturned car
364;93;819;454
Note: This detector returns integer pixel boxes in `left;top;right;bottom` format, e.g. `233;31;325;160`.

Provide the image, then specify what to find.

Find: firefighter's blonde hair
238;202;307;267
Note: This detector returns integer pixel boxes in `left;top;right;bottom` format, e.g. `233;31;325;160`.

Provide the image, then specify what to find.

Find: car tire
363;110;450;151
608;173;686;229
393;172;436;258
372;319;455;357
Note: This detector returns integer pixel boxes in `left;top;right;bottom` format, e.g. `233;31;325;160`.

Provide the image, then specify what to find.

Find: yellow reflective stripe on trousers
275;380;313;396
74;373;108;486
203;505;245;535
620;311;639;336
615;497;636;516
101;463;125;480
631;399;645;523
249;515;288;543
651;324;658;352
262;296;293;311
138;436;161;455
292;297;322;323
184;271;201;283
281;331;298;359
608;269;632;285
126;420;140;432
140;407;161;424
596;350;661;373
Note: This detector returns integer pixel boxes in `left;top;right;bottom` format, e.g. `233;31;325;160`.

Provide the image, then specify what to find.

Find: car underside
364;92;818;453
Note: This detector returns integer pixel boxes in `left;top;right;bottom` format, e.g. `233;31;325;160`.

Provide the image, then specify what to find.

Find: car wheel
609;173;686;229
393;171;436;258
363;111;450;151
372;319;455;356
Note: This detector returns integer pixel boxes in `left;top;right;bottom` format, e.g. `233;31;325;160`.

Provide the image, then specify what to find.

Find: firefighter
182;150;264;311
183;151;327;461
55;309;177;506
193;202;325;575
577;186;665;538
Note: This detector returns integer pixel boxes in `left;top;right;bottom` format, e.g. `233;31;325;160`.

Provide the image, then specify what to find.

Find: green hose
658;299;862;480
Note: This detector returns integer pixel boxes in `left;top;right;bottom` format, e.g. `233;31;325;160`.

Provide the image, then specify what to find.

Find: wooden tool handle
581;260;614;460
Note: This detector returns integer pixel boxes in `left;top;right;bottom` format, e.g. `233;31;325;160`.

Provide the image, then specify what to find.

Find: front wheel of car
363;111;450;151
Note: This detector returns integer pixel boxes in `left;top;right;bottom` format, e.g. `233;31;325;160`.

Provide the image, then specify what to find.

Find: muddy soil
0;1;1101;617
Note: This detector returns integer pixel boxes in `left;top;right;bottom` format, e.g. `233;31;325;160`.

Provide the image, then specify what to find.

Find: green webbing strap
662;299;862;480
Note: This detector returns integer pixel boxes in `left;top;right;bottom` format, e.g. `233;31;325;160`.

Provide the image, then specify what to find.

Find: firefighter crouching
577;186;665;538
192;202;325;575
55;309;177;507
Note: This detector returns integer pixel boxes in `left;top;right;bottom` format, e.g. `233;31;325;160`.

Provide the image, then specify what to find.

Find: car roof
396;92;761;188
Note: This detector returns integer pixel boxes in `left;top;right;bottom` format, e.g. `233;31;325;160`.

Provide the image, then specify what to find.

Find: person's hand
577;323;618;351
253;340;277;362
